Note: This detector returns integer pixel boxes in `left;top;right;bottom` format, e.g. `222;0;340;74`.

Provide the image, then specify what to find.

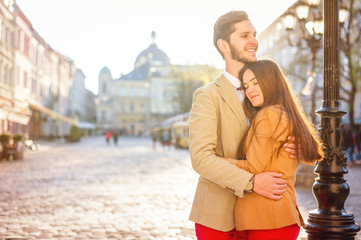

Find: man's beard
230;44;255;64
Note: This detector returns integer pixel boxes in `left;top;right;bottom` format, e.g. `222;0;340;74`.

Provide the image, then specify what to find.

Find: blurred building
69;69;96;135
257;0;361;125
97;31;179;136
0;0;96;139
0;0;31;135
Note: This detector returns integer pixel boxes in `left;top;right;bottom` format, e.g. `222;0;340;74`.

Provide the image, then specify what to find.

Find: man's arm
189;87;254;198
223;157;286;200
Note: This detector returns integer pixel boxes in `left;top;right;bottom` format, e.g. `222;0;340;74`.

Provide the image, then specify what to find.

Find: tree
170;65;222;114
339;0;361;129
282;48;323;124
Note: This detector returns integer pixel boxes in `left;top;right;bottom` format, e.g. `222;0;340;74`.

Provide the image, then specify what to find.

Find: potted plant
0;134;11;160
68;125;82;142
0;134;10;145
13;134;25;160
13;134;24;142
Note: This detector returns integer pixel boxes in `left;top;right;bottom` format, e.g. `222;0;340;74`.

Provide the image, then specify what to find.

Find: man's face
228;20;258;64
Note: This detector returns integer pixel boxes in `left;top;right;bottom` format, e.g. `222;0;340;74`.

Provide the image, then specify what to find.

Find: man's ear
217;39;229;54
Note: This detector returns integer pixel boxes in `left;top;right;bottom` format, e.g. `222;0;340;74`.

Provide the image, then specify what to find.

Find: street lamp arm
339;85;350;96
339;96;349;102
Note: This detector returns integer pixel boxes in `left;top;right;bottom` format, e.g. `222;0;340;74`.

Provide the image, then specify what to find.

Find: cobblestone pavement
0;136;359;240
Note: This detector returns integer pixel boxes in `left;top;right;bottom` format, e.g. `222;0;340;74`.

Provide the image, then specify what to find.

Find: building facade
97;31;180;136
0;0;96;139
0;0;31;135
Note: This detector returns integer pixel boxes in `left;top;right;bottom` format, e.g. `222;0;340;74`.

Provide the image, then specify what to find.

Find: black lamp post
303;0;360;239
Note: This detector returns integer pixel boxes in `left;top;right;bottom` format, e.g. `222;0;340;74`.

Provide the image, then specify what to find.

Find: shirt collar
223;71;241;88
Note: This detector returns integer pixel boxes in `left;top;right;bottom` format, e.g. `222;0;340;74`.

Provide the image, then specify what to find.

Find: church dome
98;66;112;78
134;31;170;68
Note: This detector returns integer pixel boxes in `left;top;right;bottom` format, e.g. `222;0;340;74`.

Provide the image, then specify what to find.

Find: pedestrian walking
344;126;357;167
151;129;157;150
161;129;171;150
113;132;118;146
105;131;112;145
355;126;361;163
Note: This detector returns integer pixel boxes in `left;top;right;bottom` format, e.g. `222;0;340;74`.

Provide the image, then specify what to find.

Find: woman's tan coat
235;106;303;231
188;74;253;231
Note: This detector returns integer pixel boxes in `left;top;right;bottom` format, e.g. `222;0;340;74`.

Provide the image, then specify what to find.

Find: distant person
162;129;171;149
113;132;118;145
105;131;112;145
355;126;361;162
221;59;324;239
344;126;357;167
151;130;157;150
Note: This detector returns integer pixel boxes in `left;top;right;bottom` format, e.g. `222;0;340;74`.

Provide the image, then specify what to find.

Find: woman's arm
226;108;288;174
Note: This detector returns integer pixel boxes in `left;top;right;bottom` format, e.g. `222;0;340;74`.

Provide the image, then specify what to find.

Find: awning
28;101;78;126
0;107;30;125
172;121;189;128
77;121;96;129
8;112;30;125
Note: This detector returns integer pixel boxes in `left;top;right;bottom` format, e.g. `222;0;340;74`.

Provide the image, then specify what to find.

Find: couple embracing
188;11;324;240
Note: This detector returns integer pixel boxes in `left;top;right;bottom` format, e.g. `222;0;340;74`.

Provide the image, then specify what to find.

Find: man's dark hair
213;11;249;57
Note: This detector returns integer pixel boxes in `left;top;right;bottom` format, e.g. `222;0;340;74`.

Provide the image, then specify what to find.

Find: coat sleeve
236;108;288;174
189;87;253;198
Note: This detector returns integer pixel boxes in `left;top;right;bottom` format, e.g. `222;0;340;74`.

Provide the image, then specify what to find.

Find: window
32;78;36;93
24;36;29;56
139;87;147;96
0;20;2;41
4;0;14;11
24;71;27;88
129;102;135;112
5;28;9;45
102;82;107;93
119;102;125;112
16;66;19;86
129;86;136;96
119;87;126;96
101;110;106;121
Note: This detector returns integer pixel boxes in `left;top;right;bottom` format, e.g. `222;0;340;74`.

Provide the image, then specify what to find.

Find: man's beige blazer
188;74;253;231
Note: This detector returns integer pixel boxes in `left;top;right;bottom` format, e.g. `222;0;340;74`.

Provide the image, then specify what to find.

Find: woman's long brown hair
239;59;324;163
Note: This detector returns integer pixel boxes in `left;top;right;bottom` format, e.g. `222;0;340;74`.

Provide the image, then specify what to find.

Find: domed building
97;31;180;136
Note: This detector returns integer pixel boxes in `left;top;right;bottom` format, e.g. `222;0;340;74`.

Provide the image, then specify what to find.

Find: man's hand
284;136;301;159
253;172;286;200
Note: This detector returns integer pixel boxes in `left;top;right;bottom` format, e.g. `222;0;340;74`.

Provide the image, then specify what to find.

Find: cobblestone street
0;136;360;240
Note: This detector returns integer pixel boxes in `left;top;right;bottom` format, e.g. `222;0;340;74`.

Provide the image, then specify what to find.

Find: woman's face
242;69;264;107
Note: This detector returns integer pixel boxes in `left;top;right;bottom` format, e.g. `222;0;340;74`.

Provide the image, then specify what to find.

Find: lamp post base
305;210;360;240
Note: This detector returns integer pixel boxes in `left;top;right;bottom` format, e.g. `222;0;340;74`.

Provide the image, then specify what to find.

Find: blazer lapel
215;75;248;131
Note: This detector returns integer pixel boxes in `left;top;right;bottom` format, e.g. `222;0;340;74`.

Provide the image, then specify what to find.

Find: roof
119;31;171;80
119;61;150;80
134;43;170;67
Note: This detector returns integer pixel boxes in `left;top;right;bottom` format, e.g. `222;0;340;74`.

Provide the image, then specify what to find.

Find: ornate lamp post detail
303;0;360;239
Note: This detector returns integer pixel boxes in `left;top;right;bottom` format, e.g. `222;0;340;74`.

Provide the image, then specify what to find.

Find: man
188;11;296;239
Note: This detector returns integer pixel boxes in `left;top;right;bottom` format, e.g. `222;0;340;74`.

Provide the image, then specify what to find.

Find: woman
223;59;324;239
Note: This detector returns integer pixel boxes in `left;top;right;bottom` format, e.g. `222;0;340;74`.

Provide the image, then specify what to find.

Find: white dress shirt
223;71;244;103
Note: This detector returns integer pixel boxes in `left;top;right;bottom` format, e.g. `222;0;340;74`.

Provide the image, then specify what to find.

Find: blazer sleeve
236;108;288;174
189;87;253;198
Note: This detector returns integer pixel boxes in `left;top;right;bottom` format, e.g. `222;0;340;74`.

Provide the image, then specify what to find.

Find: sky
16;0;296;95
